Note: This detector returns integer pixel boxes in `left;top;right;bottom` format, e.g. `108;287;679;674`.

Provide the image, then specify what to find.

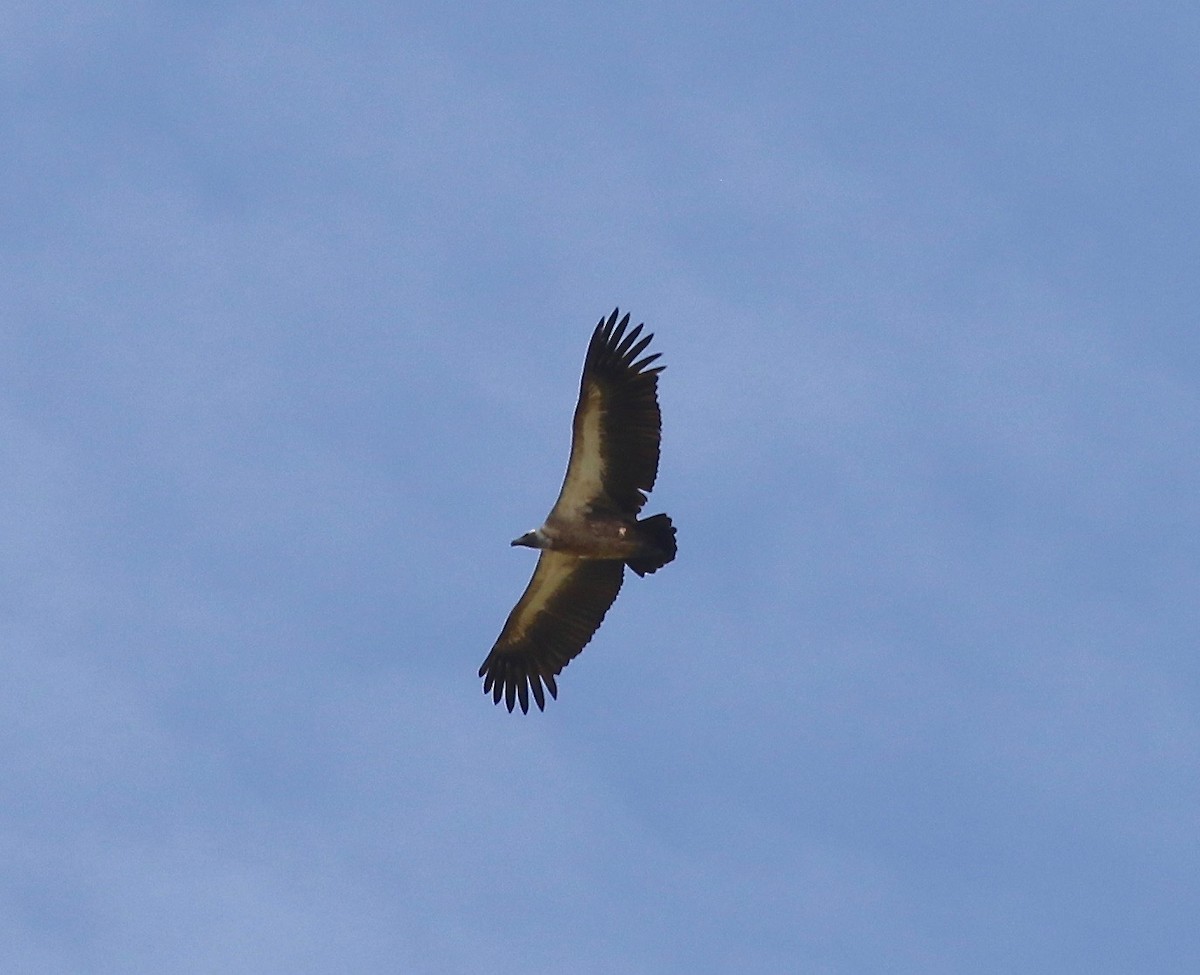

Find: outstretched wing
479;552;625;713
551;309;664;519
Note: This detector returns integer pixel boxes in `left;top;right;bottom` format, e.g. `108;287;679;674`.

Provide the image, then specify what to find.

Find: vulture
479;309;676;713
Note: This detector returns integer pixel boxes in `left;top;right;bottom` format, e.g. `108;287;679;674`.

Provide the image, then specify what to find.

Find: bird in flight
479;309;677;713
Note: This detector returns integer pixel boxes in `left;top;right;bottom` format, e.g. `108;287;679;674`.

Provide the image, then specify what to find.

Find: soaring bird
479;309;676;713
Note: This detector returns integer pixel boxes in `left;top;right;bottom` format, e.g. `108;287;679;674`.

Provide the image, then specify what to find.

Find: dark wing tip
478;650;558;714
594;308;624;343
585;309;660;381
632;351;662;373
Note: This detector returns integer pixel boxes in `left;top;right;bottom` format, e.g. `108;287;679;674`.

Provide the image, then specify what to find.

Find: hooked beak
511;531;539;548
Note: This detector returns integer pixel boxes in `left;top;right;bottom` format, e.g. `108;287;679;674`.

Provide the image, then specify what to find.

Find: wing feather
551;309;665;518
479;552;625;713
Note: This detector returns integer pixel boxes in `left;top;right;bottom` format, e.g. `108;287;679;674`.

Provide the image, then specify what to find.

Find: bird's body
519;515;653;559
479;309;676;713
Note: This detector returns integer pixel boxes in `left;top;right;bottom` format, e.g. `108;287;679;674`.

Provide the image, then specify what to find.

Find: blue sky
3;2;1198;972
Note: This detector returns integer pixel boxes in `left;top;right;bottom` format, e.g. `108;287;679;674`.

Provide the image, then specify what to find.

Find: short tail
626;513;677;577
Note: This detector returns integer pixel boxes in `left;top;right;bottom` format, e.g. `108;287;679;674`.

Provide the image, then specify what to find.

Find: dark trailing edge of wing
579;309;665;514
